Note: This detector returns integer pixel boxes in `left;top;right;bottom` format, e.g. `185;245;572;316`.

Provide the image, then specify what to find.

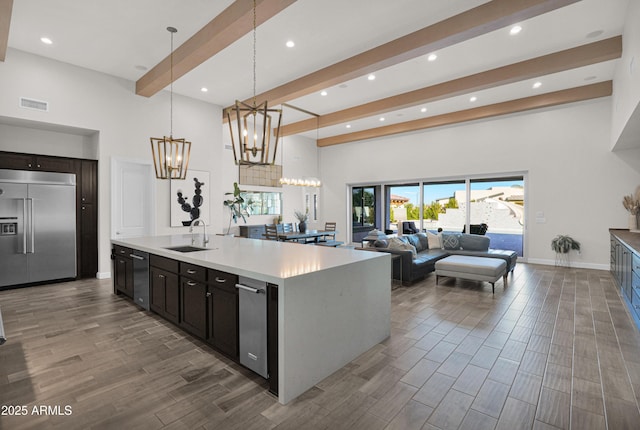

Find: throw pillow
387;237;417;259
373;239;388;248
442;233;462;250
416;232;429;250
405;234;423;252
426;231;442;249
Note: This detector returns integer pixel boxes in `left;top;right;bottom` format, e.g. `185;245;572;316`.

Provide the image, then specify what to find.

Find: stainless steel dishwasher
236;276;268;378
130;250;150;310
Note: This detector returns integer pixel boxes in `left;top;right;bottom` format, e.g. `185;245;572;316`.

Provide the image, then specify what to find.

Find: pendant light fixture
226;0;282;166
150;26;192;180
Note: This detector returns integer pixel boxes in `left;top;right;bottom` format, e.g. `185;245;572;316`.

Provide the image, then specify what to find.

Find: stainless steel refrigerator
0;169;77;288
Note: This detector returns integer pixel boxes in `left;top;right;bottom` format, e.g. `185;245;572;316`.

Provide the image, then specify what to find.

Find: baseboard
526;258;609;271
96;272;111;280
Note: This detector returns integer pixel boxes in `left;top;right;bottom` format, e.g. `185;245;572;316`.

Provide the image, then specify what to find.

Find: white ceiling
5;0;630;141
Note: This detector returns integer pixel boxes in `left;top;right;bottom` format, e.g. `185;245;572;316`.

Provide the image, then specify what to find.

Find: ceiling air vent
19;97;49;112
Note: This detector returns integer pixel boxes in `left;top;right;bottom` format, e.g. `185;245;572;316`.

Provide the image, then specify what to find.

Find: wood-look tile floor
2;263;640;429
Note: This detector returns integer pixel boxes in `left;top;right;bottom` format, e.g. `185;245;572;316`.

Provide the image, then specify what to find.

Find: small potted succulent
294;210;309;233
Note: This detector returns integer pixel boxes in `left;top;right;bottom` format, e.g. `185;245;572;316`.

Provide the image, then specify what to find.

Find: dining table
272;229;337;243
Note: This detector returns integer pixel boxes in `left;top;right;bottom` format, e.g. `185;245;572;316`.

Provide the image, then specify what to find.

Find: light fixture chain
170;28;174;137
252;0;257;108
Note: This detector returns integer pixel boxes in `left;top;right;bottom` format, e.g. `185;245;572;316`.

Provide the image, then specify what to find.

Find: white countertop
112;234;386;284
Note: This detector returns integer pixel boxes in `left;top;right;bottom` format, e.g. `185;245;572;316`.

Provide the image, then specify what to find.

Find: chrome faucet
190;219;208;245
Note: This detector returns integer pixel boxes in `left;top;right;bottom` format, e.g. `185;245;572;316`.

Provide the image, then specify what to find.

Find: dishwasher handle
130;254;145;261
235;283;265;294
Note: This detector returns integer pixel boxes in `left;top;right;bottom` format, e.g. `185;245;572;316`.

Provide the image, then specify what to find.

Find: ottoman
435;255;507;293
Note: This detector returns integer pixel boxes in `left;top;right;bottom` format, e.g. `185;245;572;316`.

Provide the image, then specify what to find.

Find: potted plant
551;235;580;267
223;182;250;235
294;210;309;233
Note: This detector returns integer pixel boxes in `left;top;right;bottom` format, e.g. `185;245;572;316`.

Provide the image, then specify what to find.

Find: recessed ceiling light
346;124;352;129
510;25;522;35
470;96;477;102
532;82;542;89
40;37;53;45
320;90;328;96
587;30;603;39
379;117;385;122
286;40;295;48
427;53;437;62
584;75;597;81
368;74;376;81
339;84;348;89
421;107;427;113
201;87;208;92
134;65;148;71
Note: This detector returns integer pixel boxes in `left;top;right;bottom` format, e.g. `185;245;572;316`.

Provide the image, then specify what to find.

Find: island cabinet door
180;277;208;339
150;267;179;325
207;269;239;359
113;246;133;298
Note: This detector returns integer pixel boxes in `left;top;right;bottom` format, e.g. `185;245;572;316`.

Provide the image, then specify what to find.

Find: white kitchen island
111;234;391;404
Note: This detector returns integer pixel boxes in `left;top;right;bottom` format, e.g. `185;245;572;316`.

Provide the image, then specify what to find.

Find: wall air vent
19;97;49;112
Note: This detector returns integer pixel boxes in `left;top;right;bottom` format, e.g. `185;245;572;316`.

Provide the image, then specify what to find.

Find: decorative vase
630;214;638;232
299;221;307;233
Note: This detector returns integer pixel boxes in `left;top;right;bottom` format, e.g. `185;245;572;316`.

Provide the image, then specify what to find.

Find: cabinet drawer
632;287;640;321
113;245;132;257
180;262;207;282
633;253;640;275
208;269;238;293
150;254;179;273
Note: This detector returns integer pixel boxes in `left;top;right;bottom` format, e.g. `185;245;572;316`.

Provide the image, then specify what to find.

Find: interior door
111;158;155;239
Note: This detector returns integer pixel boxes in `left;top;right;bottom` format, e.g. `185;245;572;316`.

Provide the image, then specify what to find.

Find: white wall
319;98;640;269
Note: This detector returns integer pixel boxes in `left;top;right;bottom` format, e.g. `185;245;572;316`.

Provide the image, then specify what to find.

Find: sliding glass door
352;186;377;242
385;183;420;233
469;177;524;256
422;181;466;233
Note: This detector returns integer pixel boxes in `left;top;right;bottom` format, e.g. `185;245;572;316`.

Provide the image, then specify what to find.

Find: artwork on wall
170;170;210;227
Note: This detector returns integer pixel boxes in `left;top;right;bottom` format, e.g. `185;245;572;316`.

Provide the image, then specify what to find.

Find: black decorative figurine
177;177;205;226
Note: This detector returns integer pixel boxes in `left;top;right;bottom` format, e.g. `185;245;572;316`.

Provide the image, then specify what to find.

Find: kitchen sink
164;245;209;253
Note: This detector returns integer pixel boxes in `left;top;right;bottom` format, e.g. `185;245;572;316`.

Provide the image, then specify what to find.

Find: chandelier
150;26;192;179
226;0;282;166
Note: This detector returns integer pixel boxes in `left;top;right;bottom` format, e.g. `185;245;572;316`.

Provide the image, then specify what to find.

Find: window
422;181;466;233
352;186;377;242
385;183;419;233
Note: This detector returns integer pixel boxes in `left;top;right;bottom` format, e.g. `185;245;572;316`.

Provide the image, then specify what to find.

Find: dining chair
264;224;279;241
282;223;294;233
321;222;337;241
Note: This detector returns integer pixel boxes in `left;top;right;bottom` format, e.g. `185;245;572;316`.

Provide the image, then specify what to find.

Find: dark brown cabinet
0;152;73;173
150;255;180;323
78;160;98;278
610;231;640;329
179;263;208;339
207;269;239;358
113;246;133;298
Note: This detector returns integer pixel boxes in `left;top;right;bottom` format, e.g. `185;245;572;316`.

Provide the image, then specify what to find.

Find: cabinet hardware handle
28;163;32;168
158;274;165;279
635;305;640;310
206;292;212;297
37;164;41;168
119;260;125;264
215;277;226;283
187;269;197;274
187;281;197;286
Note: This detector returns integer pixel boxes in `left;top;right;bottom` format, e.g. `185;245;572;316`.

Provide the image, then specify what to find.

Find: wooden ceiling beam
282;36;622;136
317;81;612;147
224;0;580;120
136;0;297;97
0;0;13;62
